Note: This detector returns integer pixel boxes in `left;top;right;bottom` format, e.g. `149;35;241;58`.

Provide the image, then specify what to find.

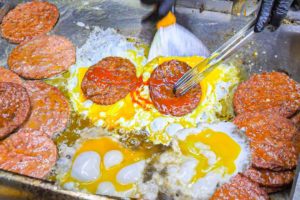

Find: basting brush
147;11;210;61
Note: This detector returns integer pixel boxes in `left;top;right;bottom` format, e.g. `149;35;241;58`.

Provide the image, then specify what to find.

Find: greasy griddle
0;0;299;199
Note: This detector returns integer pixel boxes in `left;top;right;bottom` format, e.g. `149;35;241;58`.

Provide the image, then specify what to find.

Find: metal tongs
173;17;256;96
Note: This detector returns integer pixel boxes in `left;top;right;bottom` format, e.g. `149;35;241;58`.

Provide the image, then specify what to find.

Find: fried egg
58;135;155;198
57;122;250;199
143;122;251;200
50;27;250;199
68;27;242;145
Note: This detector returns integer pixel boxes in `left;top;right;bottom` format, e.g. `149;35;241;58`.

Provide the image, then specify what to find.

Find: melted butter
178;129;241;183
45;71;70;94
54;111;93;146
61;137;152;193
46;72;95;146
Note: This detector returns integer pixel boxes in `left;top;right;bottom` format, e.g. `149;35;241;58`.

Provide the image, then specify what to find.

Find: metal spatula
173;17;256;96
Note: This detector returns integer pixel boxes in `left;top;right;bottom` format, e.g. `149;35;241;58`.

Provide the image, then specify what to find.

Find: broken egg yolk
178;129;241;183
69;53;241;144
61;137;153;194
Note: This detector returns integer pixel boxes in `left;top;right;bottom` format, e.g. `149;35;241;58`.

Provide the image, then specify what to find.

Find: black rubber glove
255;0;294;32
141;0;176;23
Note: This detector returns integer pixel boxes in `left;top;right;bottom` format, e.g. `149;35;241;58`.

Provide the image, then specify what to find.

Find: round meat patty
0;67;23;85
249;141;297;171
8;35;76;79
234;72;300;117
291;112;300;129
234;112;298;171
0;129;57;179
81;56;138;105
243;168;294;187
234;111;297;141
211;174;269;200
149;60;201;116
293;131;300;156
0;1;59;43
0;82;30;138
22;81;70;138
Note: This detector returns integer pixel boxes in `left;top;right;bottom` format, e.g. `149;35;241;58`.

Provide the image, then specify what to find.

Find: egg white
53;27;248;200
104;150;123;169
56;128;154;198
140;122;251;200
71;151;101;182
67;27;242;145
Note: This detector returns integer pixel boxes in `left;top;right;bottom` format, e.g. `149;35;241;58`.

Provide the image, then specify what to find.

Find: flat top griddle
0;0;299;199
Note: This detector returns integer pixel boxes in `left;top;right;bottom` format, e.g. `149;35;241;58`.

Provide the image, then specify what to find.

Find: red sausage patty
234;72;300;117
81;57;138;105
0;129;57;179
211;174;269;200
149;60;201;116
1;1;59;43
8;35;76;79
21;81;70;138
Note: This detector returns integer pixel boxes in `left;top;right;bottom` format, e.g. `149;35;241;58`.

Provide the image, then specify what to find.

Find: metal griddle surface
0;0;299;199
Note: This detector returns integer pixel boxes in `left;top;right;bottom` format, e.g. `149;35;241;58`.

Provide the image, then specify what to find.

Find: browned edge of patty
291;111;300;129
243;167;295;187
211;174;269;200
290;111;300;154
0;82;31;138
261;185;290;194
0;67;23;84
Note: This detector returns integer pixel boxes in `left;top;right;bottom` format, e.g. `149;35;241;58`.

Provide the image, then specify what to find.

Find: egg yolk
73;67;136;128
71;56;209;130
178;129;241;183
61;137;153;193
69;52;240;145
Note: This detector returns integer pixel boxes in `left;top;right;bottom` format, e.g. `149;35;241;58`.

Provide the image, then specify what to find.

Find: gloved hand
141;0;176;23
255;0;294;32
